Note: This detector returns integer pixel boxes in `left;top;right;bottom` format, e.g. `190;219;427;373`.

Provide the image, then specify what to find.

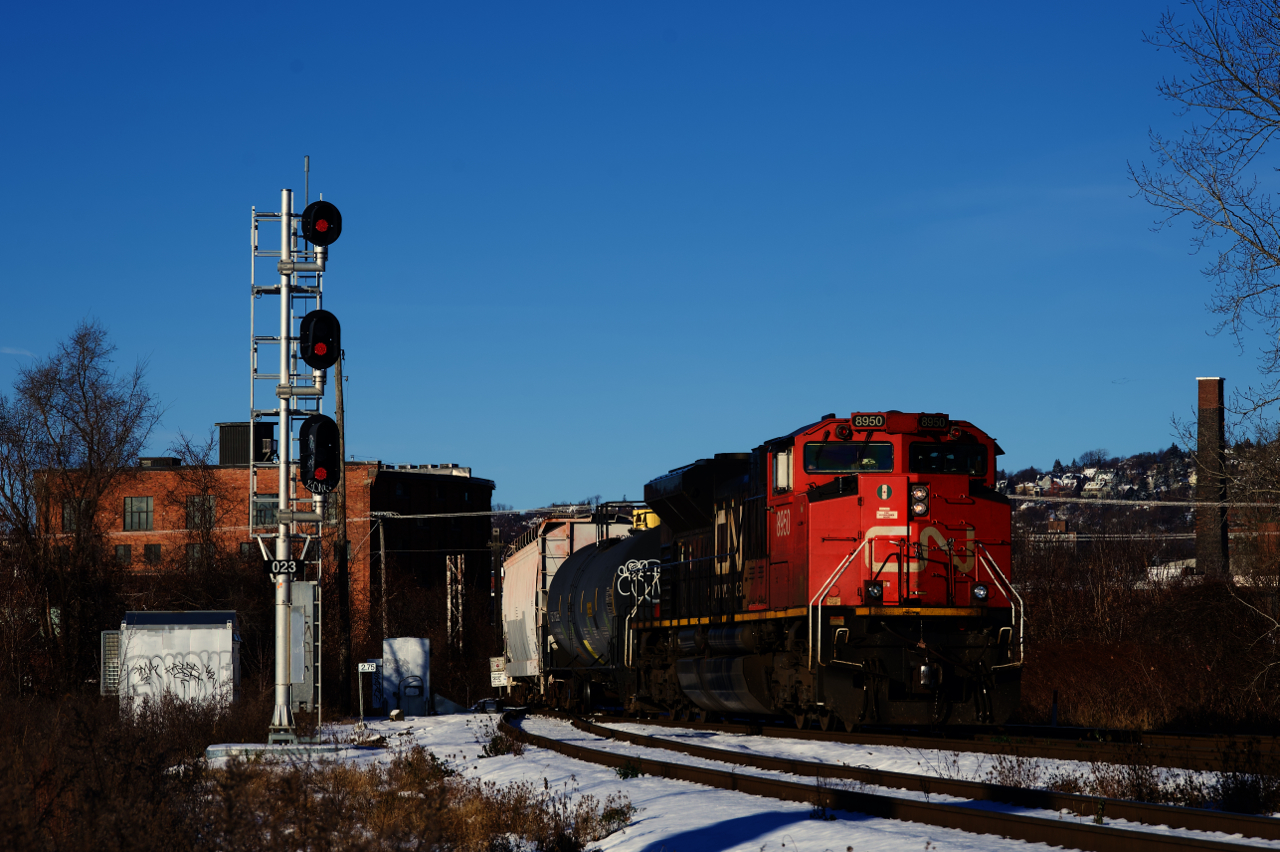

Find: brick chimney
1196;377;1229;577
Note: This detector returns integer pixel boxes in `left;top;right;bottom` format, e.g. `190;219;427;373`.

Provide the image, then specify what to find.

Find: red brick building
76;426;495;663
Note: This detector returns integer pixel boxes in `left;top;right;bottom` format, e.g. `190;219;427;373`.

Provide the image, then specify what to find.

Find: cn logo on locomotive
876;484;893;500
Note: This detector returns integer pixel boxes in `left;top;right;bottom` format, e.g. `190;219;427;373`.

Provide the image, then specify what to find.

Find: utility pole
334;354;351;714
379;518;388;642
370;511;400;644
268;187;297;743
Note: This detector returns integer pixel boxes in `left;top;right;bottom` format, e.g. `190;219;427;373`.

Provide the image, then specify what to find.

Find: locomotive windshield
909;442;988;476
803;441;893;473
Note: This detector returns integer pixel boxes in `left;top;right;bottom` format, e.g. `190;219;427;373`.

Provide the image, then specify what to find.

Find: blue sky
0;2;1261;508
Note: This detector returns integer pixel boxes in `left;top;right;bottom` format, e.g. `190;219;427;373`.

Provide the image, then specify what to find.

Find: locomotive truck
498;411;1022;728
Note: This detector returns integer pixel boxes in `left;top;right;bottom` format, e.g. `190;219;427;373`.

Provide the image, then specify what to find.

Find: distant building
61;422;495;661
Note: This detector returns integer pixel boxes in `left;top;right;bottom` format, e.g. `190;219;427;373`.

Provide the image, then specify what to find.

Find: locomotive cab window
803;441;894;474
909;442;988;476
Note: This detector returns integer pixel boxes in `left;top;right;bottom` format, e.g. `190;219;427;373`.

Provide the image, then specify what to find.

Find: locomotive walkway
502;711;1278;852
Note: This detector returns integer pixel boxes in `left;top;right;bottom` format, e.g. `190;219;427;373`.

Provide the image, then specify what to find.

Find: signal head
299;414;341;494
299;309;341;370
300;200;342;247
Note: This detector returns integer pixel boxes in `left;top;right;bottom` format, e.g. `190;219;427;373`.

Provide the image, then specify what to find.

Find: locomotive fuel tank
547;528;661;669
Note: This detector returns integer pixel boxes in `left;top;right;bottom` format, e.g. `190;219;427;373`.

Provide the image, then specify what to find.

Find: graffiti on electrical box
120;629;236;704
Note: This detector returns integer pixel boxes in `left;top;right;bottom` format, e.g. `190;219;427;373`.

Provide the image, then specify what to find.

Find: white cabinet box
102;611;240;705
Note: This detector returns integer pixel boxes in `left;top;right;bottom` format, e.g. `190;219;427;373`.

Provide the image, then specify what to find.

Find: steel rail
563;715;1279;842
499;712;1264;852
589;714;1280;773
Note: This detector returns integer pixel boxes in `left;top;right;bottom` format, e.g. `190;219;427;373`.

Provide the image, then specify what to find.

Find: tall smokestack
1196;377;1228;577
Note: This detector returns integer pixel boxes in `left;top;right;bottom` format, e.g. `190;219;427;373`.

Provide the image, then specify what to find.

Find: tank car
498;513;655;706
500;411;1022;727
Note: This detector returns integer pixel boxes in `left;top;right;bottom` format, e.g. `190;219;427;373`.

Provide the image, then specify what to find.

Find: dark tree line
0;321;161;694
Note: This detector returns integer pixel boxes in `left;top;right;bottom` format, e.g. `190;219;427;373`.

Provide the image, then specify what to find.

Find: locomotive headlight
909;484;929;517
972;583;989;602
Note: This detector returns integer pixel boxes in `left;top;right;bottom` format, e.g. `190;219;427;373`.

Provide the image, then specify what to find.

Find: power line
1008;494;1280;508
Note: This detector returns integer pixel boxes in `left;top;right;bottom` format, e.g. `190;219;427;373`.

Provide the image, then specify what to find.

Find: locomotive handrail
975;541;1025;668
870;551;901;582
808;539;868;671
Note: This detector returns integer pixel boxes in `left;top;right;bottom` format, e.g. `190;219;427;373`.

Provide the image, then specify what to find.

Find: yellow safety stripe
629;605;985;629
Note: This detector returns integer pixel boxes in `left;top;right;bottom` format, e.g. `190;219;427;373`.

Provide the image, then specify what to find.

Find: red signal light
300;200;342;247
315;343;327;356
315;468;327;480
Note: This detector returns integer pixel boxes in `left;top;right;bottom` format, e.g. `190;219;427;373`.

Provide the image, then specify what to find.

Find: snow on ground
209;711;1274;852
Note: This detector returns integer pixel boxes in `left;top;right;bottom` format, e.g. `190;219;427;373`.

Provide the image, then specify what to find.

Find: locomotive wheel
842;714;859;733
817;711;835;732
792;711;808;730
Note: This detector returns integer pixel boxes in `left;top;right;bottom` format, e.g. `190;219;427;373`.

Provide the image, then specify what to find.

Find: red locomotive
497;410;1022;728
631;411;1022;727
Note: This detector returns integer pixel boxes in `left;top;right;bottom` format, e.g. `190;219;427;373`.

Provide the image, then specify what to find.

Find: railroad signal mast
250;162;344;744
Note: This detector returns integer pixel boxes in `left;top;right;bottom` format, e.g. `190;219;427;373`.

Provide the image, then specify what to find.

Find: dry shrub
0;695;637;852
984;753;1042;789
980;742;1280;815
471;715;524;758
1015;521;1280;730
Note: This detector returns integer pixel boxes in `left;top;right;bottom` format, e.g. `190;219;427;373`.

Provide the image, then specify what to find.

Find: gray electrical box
382;638;430;717
290;581;320;713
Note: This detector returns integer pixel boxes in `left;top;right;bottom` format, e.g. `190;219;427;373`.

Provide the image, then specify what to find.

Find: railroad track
589;713;1278;773
501;711;1278;852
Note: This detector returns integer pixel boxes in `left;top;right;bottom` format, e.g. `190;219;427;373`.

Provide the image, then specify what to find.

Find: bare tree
1132;0;1280;412
0;321;160;692
162;430;241;576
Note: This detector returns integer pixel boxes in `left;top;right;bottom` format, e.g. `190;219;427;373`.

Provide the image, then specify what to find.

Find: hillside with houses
998;444;1194;502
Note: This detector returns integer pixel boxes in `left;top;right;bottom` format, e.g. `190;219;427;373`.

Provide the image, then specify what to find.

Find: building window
240;541;255;559
186;543;203;570
143;544;161;565
123;497;153;532
115;544;131;565
186;495;215;530
253;495;277;527
62;501;82;533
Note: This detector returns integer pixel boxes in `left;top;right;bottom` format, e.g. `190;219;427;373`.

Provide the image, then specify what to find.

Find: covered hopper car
498;411;1022;728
